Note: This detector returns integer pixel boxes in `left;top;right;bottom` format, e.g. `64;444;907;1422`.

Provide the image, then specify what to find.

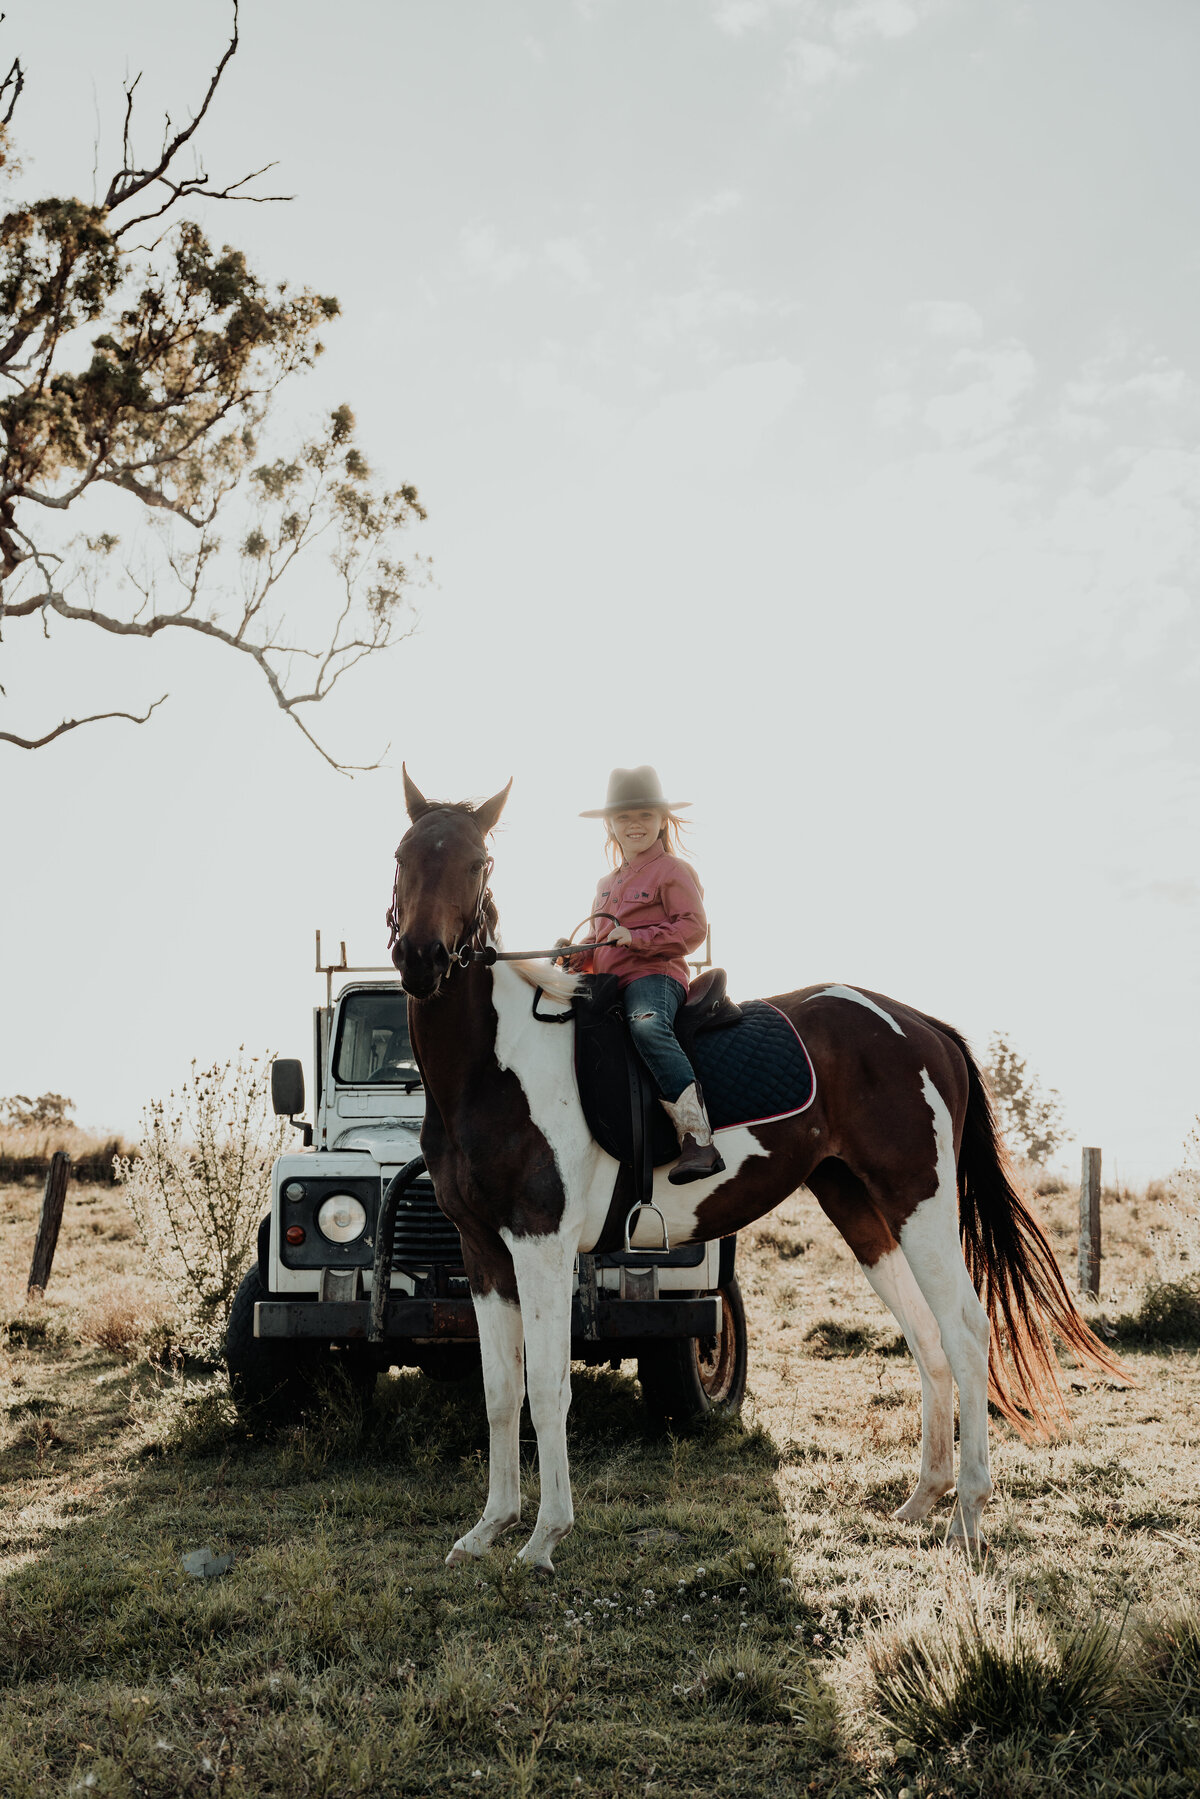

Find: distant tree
1;1091;74;1128
0;4;425;771
983;1032;1071;1165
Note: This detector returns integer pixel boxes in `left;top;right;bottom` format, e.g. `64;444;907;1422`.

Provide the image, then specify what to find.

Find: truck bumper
254;1295;721;1342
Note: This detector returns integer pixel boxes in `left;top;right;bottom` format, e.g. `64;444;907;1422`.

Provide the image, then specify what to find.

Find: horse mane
480;894;580;1005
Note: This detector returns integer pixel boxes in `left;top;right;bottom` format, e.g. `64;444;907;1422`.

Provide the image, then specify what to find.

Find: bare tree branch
0;693;166;749
103;4;239;214
110;161;292;244
0;51;23;127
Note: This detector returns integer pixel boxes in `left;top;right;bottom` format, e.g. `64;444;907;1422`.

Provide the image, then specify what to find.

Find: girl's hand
605;925;633;947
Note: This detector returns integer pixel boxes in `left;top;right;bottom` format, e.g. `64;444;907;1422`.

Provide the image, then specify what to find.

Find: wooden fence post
27;1150;70;1297
1078;1146;1101;1300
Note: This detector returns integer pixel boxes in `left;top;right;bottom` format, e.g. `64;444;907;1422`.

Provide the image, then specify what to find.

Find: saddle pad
692;1000;815;1134
573;979;815;1172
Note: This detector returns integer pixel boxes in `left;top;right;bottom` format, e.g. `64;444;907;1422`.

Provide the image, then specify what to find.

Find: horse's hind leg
505;1228;576;1573
447;1224;525;1566
897;1074;993;1550
859;1250;956;1520
808;1158;955;1522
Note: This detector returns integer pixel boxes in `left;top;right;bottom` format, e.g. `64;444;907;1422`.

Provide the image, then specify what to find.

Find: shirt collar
618;840;666;877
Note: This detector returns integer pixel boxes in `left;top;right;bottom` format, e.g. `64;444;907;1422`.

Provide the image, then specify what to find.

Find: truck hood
330;1118;424;1162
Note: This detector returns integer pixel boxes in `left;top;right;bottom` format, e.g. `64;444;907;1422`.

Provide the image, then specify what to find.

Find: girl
576;766;725;1184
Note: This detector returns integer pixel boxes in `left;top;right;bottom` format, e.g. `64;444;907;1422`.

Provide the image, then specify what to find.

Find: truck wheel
224;1266;377;1432
637;1277;748;1431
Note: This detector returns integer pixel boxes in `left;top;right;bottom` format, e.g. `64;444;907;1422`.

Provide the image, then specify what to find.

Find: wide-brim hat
580;765;691;819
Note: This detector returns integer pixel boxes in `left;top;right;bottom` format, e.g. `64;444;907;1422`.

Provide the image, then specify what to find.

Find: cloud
908;299;985;342
670;187;744;238
543;236;595;289
922;340;1036;444
712;0;774;34
623;359;804;477
459;223;529;286
830;0;930;45
785;36;857;88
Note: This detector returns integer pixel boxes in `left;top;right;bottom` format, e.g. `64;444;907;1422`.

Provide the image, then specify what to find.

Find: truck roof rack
315;929;400;1007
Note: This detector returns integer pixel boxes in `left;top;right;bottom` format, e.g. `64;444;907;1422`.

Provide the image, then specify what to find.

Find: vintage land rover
224;940;747;1429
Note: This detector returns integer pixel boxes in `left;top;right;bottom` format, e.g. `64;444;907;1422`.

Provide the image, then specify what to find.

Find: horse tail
925;1015;1132;1442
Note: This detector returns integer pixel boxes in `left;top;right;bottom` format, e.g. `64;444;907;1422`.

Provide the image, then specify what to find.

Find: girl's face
610;807;665;862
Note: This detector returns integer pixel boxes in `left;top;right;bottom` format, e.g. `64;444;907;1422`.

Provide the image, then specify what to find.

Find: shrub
1118;1123;1200;1344
983;1033;1071;1165
870;1588;1126;1749
115;1051;284;1355
78;1285;164;1360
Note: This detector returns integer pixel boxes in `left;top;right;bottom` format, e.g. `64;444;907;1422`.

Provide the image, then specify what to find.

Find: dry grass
0;1174;1198;1796
0;1123;135;1185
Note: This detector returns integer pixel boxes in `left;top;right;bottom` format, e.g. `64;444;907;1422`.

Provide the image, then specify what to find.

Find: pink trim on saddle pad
711;1001;817;1135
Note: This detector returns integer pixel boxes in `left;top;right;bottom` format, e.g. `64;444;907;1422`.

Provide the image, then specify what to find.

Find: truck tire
224;1265;377;1432
637;1277;748;1431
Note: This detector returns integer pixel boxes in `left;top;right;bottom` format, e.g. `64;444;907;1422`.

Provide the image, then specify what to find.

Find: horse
387;771;1126;1572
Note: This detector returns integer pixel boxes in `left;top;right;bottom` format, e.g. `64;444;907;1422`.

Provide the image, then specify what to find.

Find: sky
3;0;1198;1180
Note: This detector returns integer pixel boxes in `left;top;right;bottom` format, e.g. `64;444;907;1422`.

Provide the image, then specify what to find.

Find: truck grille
391;1178;464;1266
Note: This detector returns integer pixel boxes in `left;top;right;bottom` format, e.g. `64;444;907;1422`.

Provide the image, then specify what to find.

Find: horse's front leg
506;1229;576;1573
446;1227;525;1566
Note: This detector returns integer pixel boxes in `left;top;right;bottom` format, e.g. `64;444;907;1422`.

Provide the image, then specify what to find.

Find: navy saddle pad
573;976;815;1169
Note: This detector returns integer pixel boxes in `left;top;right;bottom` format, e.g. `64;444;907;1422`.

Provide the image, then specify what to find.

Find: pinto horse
388;773;1125;1571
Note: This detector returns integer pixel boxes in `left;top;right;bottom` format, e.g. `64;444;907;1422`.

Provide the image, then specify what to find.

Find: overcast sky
4;0;1198;1181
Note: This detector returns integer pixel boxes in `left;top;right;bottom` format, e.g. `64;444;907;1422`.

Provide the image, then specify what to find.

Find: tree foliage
983;1032;1071;1165
0;4;425;770
0;1090;74;1128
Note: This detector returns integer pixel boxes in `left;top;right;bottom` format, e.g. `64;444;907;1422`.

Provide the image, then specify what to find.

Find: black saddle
572;969;740;1202
571;969;816;1241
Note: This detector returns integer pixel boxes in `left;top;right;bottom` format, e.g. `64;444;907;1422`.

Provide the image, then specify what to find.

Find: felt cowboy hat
580;766;691;818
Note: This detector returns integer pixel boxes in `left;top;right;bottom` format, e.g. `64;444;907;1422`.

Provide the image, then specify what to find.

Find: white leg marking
504;1228;577;1572
860;1247;955;1521
447;1291;525;1565
812;985;905;1036
898;1072;993;1549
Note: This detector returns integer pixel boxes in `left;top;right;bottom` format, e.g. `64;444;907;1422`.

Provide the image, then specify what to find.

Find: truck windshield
333;992;420;1086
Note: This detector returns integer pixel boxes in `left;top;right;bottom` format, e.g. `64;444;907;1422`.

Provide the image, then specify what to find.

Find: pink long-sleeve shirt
578;841;707;992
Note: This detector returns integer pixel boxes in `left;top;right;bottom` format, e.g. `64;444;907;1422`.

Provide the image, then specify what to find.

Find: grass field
2;1170;1199;1797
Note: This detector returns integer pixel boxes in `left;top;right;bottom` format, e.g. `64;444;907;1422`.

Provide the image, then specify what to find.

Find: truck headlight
316;1193;368;1243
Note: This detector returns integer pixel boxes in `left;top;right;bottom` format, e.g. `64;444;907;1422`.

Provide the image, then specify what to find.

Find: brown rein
386;852;616;972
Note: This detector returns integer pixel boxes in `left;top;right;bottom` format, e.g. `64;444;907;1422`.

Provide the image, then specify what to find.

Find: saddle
572;969;815;1239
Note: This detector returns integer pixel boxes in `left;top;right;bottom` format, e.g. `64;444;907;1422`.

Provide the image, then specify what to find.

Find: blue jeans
622;975;695;1104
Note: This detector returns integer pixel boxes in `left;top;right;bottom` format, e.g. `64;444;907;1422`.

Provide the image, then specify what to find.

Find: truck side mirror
271;1058;305;1119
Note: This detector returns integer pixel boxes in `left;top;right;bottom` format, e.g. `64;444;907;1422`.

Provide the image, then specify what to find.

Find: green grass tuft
870;1594;1128;1749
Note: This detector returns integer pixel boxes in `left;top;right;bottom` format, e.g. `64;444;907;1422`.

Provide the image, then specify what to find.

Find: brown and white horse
389;773;1125;1571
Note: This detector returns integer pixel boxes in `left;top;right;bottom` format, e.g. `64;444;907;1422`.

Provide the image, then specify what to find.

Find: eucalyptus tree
0;4;424;770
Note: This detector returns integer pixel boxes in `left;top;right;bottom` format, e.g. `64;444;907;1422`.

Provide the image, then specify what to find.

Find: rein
386;844;616;974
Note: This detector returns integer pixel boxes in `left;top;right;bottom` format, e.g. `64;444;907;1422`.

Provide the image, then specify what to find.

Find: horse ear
473;778;513;838
403;763;431;821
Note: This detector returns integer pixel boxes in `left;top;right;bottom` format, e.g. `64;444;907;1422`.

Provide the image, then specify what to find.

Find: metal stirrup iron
623;1201;670;1254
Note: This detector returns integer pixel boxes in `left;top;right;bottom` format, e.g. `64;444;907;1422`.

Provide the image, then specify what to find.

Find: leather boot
661;1082;726;1184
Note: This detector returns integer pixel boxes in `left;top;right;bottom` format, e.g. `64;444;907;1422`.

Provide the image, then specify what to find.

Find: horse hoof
445;1539;480;1567
893;1482;954;1524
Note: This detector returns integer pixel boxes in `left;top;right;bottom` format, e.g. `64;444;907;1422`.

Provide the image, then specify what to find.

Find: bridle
386;830;614;976
386;836;495;975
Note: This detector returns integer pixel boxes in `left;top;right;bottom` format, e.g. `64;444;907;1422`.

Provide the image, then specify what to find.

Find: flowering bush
115;1051;285;1355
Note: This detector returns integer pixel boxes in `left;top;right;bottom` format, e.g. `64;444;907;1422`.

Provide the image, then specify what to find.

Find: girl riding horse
572;765;724;1184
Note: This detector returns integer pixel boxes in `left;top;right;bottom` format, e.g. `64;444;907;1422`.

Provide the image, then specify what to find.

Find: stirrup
623;1201;670;1254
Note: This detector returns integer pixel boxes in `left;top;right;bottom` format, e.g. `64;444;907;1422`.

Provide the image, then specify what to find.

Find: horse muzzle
392;935;452;999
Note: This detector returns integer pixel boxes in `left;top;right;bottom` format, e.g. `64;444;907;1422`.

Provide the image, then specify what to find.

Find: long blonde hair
604;809;689;869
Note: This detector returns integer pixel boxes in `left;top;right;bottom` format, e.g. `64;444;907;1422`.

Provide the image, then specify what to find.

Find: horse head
388;767;512;998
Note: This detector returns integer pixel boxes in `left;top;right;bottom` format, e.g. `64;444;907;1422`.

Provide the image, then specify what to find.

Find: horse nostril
391;934;409;972
432;943;451;974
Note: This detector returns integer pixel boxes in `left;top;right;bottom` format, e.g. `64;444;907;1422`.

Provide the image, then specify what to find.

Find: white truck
224;946;747;1430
